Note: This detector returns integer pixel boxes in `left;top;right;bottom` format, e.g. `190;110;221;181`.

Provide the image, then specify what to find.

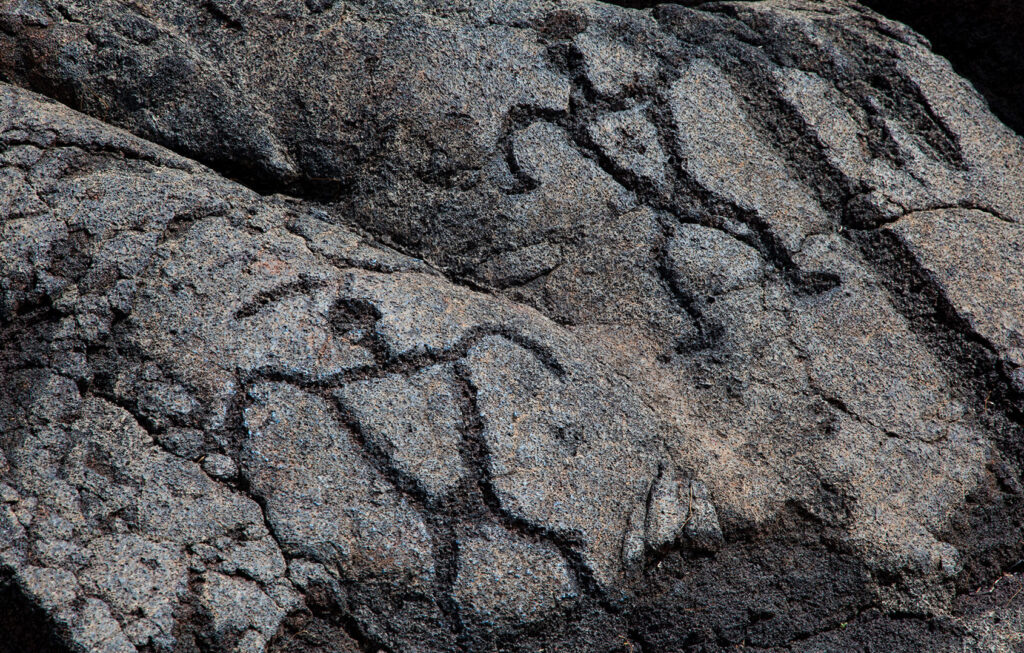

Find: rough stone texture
2;0;1024;651
336;365;467;501
862;0;1024;137
453;526;576;632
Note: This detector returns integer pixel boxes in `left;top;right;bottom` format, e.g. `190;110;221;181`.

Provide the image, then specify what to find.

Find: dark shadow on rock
0;578;70;653
863;0;1024;136
600;0;664;7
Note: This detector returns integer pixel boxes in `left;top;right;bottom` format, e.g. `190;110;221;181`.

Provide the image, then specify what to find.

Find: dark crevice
234;275;329;320
449;365;615;625
202;0;243;30
232;471;290;562
281;218;433;277
854;202;1011;231
244;320;565;392
848;227;1024;450
46;137;194;173
213;155;354;203
846;227;1024;589
281;202;517;303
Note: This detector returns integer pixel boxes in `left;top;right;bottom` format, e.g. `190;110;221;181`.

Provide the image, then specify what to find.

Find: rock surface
2;0;1024;651
862;0;1024;137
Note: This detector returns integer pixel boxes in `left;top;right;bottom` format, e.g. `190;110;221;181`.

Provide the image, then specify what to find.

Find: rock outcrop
2;1;1024;651
862;0;1024;137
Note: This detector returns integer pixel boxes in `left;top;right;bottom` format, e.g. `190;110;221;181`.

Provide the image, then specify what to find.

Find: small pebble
202;454;238;480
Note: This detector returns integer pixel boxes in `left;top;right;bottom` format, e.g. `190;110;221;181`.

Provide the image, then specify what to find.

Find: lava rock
3;1;1024;651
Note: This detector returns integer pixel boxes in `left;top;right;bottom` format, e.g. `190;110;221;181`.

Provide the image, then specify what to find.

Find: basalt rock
861;0;1024;137
2;1;1024;651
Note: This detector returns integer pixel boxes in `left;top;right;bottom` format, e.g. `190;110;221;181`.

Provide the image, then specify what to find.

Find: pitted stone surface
453;526;576;630
336;365;467;501
3;1;1024;651
886;208;1024;368
668;58;830;255
241;382;434;588
465;335;662;589
588;105;669;191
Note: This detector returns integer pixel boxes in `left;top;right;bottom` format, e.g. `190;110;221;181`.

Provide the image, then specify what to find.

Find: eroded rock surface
3;1;1024;651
